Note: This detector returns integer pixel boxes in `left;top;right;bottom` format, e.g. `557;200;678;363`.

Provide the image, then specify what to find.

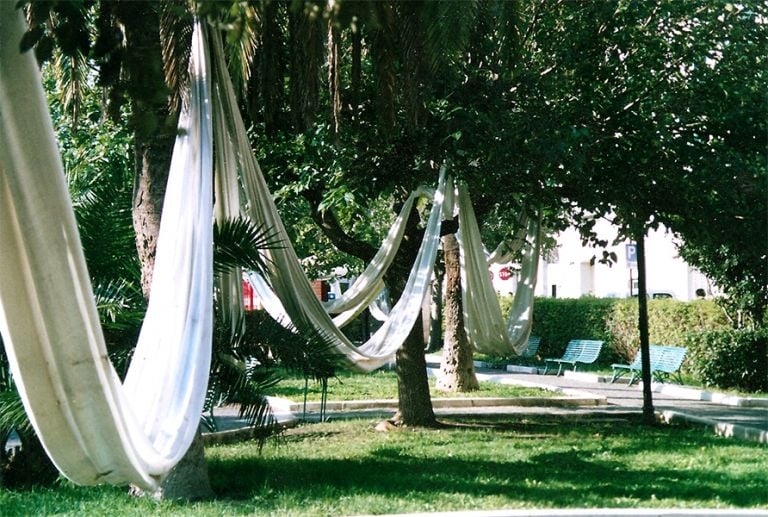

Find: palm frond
160;0;194;113
221;2;261;101
93;279;145;331
53;48;90;129
0;390;32;438
422;0;480;74
213;216;283;278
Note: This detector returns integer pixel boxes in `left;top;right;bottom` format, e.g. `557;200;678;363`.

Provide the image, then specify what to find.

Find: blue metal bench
521;336;541;359
610;344;687;386
543;339;604;376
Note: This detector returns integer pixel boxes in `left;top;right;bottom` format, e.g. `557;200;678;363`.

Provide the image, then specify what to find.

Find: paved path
465;362;768;443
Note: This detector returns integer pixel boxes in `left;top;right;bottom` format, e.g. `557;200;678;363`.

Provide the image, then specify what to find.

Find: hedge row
526;297;729;364
509;296;767;392
685;329;768;392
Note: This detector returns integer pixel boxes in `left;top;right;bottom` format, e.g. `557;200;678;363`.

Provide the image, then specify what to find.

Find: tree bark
636;229;655;424
119;2;212;498
437;234;479;392
117;2;177;297
132;136;174;297
306;188;438;427
132;430;213;501
385;203;437;427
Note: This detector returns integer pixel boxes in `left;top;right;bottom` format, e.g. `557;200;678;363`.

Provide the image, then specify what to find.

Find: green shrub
520;297;728;366
606;299;728;362
529;297;615;362
685;329;768;392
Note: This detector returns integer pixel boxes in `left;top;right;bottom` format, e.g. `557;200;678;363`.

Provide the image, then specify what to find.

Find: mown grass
267;368;549;402
1;415;766;516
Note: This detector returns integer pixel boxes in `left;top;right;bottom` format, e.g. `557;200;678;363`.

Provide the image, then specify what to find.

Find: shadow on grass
207;415;767;508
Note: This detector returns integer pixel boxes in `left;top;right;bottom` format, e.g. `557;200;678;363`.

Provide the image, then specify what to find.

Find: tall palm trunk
118;1;213;499
118;2;178;297
437;234;479;392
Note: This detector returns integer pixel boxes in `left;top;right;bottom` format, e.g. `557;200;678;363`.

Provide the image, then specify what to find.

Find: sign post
626;243;637;296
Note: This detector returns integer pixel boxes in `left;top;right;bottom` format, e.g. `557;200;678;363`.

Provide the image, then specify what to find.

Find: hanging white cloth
456;183;541;356
209;30;447;371
0;7;213;490
321;185;434;327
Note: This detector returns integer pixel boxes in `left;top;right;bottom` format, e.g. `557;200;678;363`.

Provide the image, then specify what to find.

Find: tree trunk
132;429;213;501
132;137;174;297
387;203;437;427
393;320;437;427
426;253;444;353
636;230;655;424
437;234;479;392
117;1;177;297
119;2;212;498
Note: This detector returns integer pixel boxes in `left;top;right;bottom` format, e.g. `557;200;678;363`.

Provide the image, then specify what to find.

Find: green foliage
528;297;729;370
685;329;768;393
213;217;281;278
606;299;728;362
529;297;615;362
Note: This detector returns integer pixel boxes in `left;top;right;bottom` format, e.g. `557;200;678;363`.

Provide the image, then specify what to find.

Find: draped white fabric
456;183;541;356
0;8;212;490
322;186;434;327
209;31;447;371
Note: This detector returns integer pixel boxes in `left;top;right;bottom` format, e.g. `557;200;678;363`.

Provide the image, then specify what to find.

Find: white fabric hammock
209;30;448;371
456;183;541;356
0;8;212;490
321;186;434;327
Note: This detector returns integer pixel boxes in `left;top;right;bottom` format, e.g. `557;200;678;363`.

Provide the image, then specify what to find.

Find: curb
283;395;605;413
657;409;768;444
357;509;768;517
651;384;768;408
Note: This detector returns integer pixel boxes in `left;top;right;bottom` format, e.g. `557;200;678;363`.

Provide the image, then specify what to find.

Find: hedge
517;297;729;366
684;329;768;392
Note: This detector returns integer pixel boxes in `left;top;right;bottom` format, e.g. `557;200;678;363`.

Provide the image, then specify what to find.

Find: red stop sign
499;267;512;281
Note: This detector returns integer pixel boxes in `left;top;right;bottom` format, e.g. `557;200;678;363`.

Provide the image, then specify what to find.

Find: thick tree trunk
426;253;444;353
393;320;437;427
132;137;174;297
437;234;479;392
132;430;213;501
386;203;437;427
119;2;212;498
117;2;177;297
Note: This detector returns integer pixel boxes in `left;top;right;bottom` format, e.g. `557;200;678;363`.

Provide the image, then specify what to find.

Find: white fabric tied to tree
0;8;213;491
209;30;448;371
455;184;542;356
321;185;434;327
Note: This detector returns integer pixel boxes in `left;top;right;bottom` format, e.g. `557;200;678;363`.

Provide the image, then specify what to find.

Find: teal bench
522;336;541;358
610;345;687;386
543;339;604;376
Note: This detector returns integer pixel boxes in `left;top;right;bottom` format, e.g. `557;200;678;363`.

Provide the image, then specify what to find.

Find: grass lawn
267;368;549;402
2;415;766;515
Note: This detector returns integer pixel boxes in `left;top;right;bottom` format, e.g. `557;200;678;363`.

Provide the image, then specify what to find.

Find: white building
491;219;713;301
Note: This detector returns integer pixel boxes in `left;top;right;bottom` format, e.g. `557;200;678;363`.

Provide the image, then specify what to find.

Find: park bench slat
543;339;604;376
610;344;687;386
521;336;541;359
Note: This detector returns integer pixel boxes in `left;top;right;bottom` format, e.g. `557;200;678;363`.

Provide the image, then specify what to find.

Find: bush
529;297;615;362
606;299;727;362
522;297;728;366
685;329;768;392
